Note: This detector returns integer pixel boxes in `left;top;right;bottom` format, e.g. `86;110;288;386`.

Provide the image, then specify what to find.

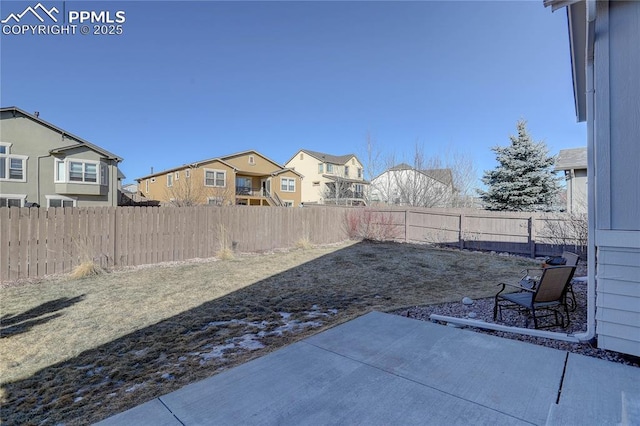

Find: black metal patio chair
493;265;577;329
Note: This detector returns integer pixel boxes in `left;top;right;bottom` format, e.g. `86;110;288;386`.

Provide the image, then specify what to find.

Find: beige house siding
138;150;301;207
0;108;121;207
285;149;367;205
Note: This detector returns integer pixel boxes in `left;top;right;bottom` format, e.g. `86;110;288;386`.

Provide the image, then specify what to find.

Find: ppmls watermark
1;2;126;36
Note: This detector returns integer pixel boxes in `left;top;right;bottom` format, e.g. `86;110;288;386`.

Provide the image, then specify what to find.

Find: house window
0;144;27;182
312;181;320;186
358;168;363;179
355;184;364;197
185;169;191;178
205;169;226;187
283;200;294;207
249;155;256;165
46;196;76;208
175;171;179;180
69;161;97;183
0;194;26;207
300;153;304;160
207;197;224;206
281;177;295;192
318;163;324;174
54;159;108;184
345;166;350;176
326;164;334;173
167;173;173;187
145;180;149;192
151;177;156;183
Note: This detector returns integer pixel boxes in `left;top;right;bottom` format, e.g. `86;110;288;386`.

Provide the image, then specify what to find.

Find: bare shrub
344;209;401;241
541;212;588;257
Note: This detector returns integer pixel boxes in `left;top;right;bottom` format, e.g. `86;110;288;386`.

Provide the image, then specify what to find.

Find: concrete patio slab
97;311;640;426
546;352;640;425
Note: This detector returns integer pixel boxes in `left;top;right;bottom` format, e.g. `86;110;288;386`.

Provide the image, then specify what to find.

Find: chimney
34;111;40;117
151;166;154;174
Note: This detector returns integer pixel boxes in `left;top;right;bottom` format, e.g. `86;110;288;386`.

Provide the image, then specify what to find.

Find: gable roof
375;164;454;186
136;150;302;181
555;147;587;170
0;106;123;161
288;149;358;166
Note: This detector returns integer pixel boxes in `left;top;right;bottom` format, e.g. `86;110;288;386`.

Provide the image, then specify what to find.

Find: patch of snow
125;383;145;393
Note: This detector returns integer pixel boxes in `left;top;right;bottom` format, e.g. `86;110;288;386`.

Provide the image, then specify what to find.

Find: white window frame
280;177;295;192
167;173;173;187
248;155;256;165
0;142;28;182
185;169;191;178
326;164;334;174
45;195;77;208
207;196;224;206
0;194;27;207
175;171;179;180
204;168;226;187
151;177;156;183
344;166;350;176
145;179;149;193
54;158;103;185
318;163;324;174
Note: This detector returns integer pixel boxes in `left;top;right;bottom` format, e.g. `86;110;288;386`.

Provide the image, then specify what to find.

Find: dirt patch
0;240;538;425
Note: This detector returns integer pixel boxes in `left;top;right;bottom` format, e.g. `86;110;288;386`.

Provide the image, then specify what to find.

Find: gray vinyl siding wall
593;0;640;357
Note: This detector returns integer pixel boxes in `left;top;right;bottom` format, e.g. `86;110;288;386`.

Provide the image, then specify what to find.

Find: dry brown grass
69;261;105;279
0;241;537;425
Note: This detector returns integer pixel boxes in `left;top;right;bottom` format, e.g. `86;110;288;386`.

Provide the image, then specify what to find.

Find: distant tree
478;120;560;211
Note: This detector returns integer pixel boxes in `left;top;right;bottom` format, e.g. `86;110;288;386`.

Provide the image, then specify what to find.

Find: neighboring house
0;106;123;208
137;150;302;207
555;147;587;214
285;149;368;206
545;0;640;357
370;163;455;208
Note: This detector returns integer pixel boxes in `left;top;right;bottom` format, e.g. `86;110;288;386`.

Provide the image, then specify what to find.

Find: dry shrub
70;261;104;279
343;209;401;241
215;223;234;260
295;238;313;250
296;219;313;249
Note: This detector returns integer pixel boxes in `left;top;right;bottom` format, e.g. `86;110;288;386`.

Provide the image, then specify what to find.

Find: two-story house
555;147;587;214
370;164;455;208
0;106;123;208
137;150;302;207
285;149;368;206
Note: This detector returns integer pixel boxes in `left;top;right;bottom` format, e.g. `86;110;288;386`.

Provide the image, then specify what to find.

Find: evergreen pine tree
478;120;560;211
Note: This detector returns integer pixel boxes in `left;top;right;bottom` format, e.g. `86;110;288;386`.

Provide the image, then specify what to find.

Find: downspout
574;0;597;343
431;0;598;344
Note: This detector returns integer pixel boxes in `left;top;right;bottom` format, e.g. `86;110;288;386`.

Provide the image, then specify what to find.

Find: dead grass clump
215;223;234;260
295;238;313;250
69;261;104;279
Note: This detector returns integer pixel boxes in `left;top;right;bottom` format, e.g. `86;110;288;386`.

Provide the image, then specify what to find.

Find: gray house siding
0;109;121;207
592;1;640;357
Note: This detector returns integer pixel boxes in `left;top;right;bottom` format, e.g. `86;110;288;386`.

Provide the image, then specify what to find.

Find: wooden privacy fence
0;206;350;282
1;206;586;282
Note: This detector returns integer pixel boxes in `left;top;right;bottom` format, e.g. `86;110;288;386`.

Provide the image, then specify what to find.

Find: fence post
528;216;535;258
459;214;465;250
404;209;408;242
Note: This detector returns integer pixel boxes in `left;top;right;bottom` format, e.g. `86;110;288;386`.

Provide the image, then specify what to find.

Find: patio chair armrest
500;282;535;292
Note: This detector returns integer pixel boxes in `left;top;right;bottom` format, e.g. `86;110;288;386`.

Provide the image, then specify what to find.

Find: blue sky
1;1;586;187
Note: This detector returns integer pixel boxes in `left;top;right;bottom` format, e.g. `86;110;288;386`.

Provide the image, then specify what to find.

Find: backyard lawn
0;240;537;425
